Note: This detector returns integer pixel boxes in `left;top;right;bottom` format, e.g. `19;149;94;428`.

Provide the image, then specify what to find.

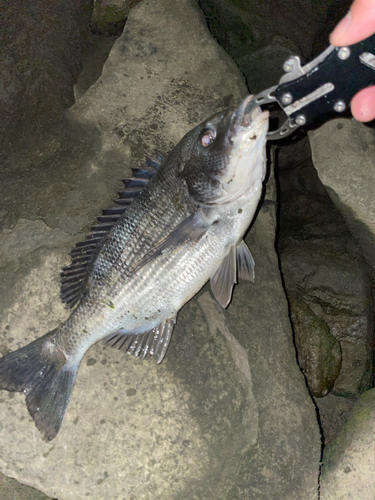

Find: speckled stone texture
320;388;375;500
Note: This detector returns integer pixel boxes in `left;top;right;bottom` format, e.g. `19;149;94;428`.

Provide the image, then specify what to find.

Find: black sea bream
0;95;269;440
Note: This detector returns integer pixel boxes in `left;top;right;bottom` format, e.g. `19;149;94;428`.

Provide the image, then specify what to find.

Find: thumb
330;0;375;46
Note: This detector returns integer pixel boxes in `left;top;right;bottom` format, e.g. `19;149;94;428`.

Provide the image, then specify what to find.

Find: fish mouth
228;95;269;140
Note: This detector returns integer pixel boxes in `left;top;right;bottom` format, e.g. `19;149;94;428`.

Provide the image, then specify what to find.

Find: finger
350;85;375;121
330;0;375;46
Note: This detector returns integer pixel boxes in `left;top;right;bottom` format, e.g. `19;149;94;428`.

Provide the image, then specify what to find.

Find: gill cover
181;95;269;205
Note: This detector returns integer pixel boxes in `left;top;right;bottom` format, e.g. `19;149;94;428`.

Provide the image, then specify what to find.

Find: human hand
330;0;375;122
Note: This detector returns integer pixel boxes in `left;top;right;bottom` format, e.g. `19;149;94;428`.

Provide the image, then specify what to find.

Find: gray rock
288;290;342;398
309;118;375;271
277;135;313;172
278;160;373;401
0;0;92;155
91;0;136;35
0;472;53;500
74;35;119;101
222;182;321;500
199;0;331;62
320;388;375;500
0;0;321;498
314;393;356;446
237;35;300;94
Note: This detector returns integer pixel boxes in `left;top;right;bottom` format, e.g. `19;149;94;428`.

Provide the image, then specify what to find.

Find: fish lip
228;95;269;140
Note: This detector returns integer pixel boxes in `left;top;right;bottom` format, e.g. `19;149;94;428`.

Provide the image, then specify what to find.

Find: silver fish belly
0;95;269;440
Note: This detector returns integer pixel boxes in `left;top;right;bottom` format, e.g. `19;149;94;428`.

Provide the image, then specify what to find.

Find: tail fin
0;331;78;440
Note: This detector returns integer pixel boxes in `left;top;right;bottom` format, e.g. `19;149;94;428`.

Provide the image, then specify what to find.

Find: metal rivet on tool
283;60;293;73
338;47;351;60
282;93;293;105
334;101;346;113
295;114;306;126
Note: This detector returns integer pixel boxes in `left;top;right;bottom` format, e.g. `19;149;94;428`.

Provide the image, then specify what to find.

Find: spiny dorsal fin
103;316;176;364
60;154;162;308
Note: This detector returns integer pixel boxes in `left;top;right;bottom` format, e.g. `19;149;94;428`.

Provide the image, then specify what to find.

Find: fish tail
0;330;78;440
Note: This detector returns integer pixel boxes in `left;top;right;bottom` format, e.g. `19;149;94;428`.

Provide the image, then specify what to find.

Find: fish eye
200;128;216;147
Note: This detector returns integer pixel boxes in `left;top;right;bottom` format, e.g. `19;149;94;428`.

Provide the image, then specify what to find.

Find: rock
221;182;321;500
91;0;139;36
236;35;299;94
288;290;342;398
277;135;314;172
73;35;118;100
0;472;52;500
199;0;331;62
0;0;321;499
309;118;375;271
311;0;352;56
198;1;304;95
0;0;92;155
278;159;373;401
320;388;375;500
314;393;356;446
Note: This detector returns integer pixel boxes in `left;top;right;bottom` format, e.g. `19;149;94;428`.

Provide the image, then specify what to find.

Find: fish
0;95;269;440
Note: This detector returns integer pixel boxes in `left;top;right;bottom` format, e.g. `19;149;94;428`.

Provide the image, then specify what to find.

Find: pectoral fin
236;240;255;282
210;240;255;309
133;211;209;274
210;244;237;309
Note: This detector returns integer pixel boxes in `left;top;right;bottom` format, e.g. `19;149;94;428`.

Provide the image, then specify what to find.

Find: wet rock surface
0;0;321;499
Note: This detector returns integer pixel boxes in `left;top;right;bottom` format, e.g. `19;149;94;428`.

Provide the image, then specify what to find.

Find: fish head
180;95;269;205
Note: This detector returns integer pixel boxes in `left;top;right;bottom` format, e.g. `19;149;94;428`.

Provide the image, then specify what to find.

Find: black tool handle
274;34;375;125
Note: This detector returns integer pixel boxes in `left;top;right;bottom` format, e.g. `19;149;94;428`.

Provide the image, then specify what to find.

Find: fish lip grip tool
245;34;375;140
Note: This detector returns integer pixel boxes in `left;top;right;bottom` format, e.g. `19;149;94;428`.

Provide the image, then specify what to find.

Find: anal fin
104;316;176;364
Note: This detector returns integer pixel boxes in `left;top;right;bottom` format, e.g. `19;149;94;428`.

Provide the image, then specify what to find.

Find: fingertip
330;13;352;46
351;86;375;122
330;0;375;46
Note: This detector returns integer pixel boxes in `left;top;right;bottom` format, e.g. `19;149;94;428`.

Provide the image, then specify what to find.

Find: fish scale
0;94;268;440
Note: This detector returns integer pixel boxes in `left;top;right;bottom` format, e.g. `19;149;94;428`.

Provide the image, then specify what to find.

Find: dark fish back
62;153;196;307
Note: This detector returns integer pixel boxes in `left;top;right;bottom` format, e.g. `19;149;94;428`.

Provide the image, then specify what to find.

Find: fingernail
330;12;352;44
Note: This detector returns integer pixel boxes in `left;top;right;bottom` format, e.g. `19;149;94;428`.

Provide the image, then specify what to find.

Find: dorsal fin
60;154;162;308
